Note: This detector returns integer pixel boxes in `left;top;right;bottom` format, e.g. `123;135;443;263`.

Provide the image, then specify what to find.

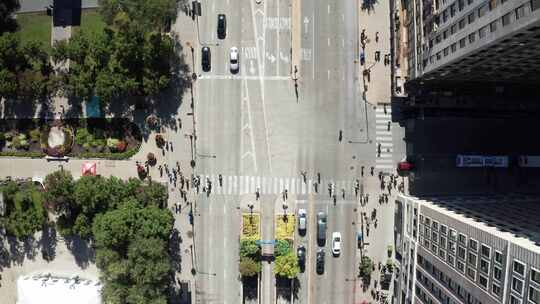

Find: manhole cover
350;166;354;170
352;156;356;159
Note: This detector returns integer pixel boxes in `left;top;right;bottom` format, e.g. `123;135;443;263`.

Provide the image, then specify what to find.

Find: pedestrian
183;190;188;202
370;166;374;176
313;182;318;193
385;194;389;204
219;174;223;187
300;171;307;184
387;121;391;131
365;193;369;203
186;180;190;190
341;188;345;199
361;166;364;177
178;118;182;129
176;161;181;172
333;194;337;205
328;183;333;197
375;50;380;62
256;188;260;200
317;172;321;184
284;189;288;200
375;31;379;42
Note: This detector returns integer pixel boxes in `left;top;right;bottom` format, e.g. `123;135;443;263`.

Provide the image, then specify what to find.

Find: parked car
201;46;211;72
317;212;327;246
217;14;226;39
298;209;307;234
316;249;325;274
297;245;306;271
331;232;342;256
229;47;239;73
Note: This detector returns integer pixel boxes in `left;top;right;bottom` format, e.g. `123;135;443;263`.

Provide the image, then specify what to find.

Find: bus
518;156;540;168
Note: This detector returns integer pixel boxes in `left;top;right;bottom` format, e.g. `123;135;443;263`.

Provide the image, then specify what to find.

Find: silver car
298;209;307;234
229;47;239;73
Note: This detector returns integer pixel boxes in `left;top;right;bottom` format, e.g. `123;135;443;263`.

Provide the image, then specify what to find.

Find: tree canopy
0;0;19;33
0;181;46;239
98;0;177;31
53;27;176;103
239;257;260;278
274;253;299;279
0;33;57;101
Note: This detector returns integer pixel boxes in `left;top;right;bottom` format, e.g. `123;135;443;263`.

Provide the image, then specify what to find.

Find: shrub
240;239;260;258
0;132;5;142
239;257;261;277
18;134;27;141
107;138;120;151
83;142;91;150
29;129;41;142
76;128;92;145
116;141;127;153
275;239;291;257
4;131;14;140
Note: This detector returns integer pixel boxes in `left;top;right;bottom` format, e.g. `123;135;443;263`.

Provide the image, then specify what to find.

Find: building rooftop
407;194;540;253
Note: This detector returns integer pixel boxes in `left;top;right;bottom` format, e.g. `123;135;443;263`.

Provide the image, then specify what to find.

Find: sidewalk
358;0;392;105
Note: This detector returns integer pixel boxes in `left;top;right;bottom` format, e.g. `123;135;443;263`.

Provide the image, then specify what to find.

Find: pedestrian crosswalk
375;106;394;172
197;174;360;196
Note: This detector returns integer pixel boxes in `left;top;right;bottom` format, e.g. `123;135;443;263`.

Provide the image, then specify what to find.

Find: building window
431;244;438;253
478;3;489;17
451;43;457;52
440;237;447;249
480;259;490;274
469;32;476;43
479;275;488;289
435;35;441;43
533;0;540;11
513;276;524;294
492;283;501;296
432;232;438;243
436;52;442;60
457;260;465;273
443;30;448;39
490;20;498;32
494;266;502;281
432;221;438;230
449;229;457;240
510;294;522;304
481;245;491;258
450;4;456;17
424;239;430;248
468;252;477;266
532;268;540;285
495;251;503;264
440;225;447;235
516;5;526;20
420;215;424;223
467;267;477;280
502;12;512;26
425;217;431;226
425;227;430;237
459;38;466;48
489;0;498;10
443;47;449;56
530;286;540;304
467;0;474;4
514;260;525;276
451;24;457;34
443;9;448;22
459;18;465;29
458;0;465;10
458;246;466;259
468;12;475;24
448;241;456;253
479;25;488;38
439;248;446;259
448;255;455;266
469;239;478;251
458;233;466;245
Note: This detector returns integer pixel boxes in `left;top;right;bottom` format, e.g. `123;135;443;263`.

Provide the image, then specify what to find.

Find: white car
332;232;342;256
298;209;307;233
229;47;239;73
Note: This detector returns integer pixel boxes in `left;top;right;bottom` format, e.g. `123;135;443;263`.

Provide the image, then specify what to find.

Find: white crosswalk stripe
375;107;395;172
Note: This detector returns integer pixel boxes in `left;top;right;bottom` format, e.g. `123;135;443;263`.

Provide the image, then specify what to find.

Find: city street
191;0;404;303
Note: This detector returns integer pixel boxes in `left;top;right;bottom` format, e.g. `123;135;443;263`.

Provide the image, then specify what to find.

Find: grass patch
73;9;106;37
275;215;295;240
242;213;260;239
15;12;52;50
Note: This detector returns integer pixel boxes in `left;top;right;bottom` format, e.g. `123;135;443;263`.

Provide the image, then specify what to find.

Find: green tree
274;253;299;279
359;256;373;279
44;170;75;214
239;256;260;278
136;181;168;208
240;239;260;258
274;239;291;257
0;183;46;239
0;0;20;33
0;33;55;101
98;0;176;31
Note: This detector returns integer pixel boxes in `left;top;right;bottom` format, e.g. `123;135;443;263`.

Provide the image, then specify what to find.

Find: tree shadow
292;277;300;300
22;236;38;261
276;277;291;300
64;235;95;269
168;228;183;272
168;279;192;304
2;98;39;119
7;236;25;266
361;0;379;13
242;276;258;301
39;223;58;262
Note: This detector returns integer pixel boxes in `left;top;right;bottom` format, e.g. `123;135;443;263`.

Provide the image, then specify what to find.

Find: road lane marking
328;4;331;13
327;70;330;79
312;13;315;79
198;75;290;80
342;38;345;48
327;37;330;46
277;0;280;76
243;79;258;172
376;159;394;163
375;164;394;169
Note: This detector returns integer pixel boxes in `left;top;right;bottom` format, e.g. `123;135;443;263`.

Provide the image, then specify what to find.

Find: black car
297;245;306;271
316;249;325;274
201;46;211;72
217;14;226;39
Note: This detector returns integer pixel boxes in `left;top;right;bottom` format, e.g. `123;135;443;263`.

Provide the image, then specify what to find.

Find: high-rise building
392;0;540;91
393;194;540;304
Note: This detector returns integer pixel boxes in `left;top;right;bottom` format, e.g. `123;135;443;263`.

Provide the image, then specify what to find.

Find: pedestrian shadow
361;0;379;13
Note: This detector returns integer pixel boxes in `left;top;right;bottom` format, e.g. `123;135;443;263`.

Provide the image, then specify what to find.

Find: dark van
201;46;211;72
217;14;226;39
